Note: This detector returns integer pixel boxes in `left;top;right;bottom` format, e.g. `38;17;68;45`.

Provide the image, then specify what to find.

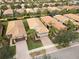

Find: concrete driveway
40;37;57;54
16;40;32;59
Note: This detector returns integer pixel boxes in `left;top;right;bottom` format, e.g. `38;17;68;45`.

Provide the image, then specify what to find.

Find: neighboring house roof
3;9;13;15
64;14;79;22
62;5;79;9
6;20;27;39
16;9;25;14
41;16;66;30
26;8;34;13
47;7;61;12
54;15;70;23
27;18;49;34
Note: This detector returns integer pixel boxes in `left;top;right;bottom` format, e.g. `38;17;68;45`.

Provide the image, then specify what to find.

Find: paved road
40;37;57;54
16;40;32;59
36;45;79;59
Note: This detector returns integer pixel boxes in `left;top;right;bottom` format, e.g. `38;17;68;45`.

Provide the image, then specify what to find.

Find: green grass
23;19;43;50
27;39;43;50
1;21;8;36
0;46;16;59
23;19;29;31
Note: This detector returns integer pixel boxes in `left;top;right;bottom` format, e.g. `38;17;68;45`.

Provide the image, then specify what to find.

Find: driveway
40;37;57;54
16;40;32;59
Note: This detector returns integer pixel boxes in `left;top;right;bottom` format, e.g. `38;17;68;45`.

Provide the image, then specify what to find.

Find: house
62;5;79;10
54;14;79;26
47;7;61;12
64;14;79;22
41;16;66;30
72;0;79;4
54;15;70;24
27;18;49;37
6;20;27;41
3;9;13;16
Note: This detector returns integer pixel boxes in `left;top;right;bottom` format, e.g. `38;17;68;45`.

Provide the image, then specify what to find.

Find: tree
65;0;70;6
51;10;60;16
59;9;68;15
35;8;41;17
15;4;22;9
66;20;77;31
0;35;4;46
0;35;11;47
27;29;37;41
10;4;16;18
1;5;8;11
53;30;79;48
24;4;28;8
53;20;79;48
0;4;8;18
48;24;58;39
41;9;49;16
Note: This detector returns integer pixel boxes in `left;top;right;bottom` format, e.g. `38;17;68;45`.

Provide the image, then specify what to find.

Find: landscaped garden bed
23;20;43;50
27;39;43;50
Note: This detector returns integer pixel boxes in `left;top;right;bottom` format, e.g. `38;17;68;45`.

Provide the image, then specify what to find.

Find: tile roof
3;9;13;15
27;18;49;34
6;20;27;39
54;15;70;23
63;5;79;9
41;16;66;30
64;14;79;22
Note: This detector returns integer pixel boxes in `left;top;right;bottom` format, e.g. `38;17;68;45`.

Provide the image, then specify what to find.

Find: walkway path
16;40;32;59
40;37;57;54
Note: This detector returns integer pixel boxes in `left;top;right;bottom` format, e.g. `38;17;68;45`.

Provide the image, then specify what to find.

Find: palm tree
48;22;58;39
0;4;8;18
53;29;79;48
10;4;16;18
27;29;37;41
65;0;70;6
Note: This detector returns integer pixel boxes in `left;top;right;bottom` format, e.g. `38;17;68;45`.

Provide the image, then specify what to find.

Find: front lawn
27;39;43;50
